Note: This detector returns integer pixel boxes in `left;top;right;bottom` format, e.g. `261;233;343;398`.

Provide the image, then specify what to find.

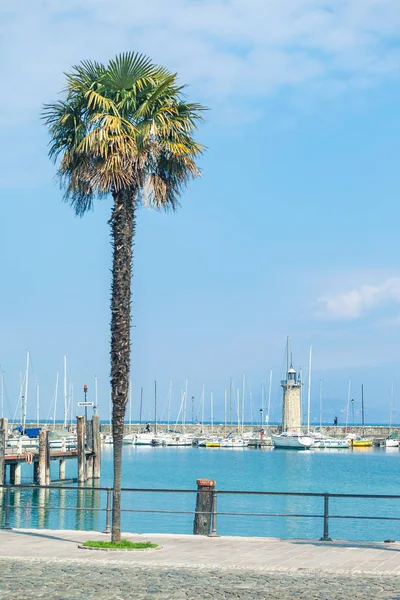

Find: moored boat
272;432;313;449
312;437;350;449
385;437;399;448
351;438;373;447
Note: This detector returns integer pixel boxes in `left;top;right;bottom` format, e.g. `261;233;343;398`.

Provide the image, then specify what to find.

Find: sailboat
385;384;399;448
351;385;373;447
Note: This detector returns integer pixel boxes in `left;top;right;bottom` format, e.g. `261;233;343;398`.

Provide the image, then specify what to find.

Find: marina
1;441;400;542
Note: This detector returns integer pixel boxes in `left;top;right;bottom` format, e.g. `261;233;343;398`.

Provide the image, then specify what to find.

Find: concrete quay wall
11;422;399;441
103;423;399;440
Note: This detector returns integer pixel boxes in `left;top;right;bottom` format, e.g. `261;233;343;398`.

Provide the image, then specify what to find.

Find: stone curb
78;544;163;552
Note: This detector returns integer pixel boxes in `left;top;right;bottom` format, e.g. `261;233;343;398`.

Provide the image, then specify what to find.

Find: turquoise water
3;446;400;541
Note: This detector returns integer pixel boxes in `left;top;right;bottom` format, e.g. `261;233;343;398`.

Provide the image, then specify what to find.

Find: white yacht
101;434;113;444
220;437;249;448
152;433;192;447
311;437;350;449
134;432;157;446
385;437;399;448
7;436;38;450
272;432;314;449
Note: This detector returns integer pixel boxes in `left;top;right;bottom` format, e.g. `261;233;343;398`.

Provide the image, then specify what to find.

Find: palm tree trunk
110;188;135;543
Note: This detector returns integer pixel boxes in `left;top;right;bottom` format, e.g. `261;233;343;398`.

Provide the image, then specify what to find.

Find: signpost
80;385;92;447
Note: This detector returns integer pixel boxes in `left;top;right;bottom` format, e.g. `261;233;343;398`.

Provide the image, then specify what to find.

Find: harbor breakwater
102;423;399;442
12;422;400;442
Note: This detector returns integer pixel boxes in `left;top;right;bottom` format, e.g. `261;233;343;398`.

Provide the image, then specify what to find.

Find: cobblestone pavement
0;557;399;600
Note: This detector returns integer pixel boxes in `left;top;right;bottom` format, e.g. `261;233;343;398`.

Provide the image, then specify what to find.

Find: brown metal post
193;478;216;535
92;414;101;479
77;416;87;483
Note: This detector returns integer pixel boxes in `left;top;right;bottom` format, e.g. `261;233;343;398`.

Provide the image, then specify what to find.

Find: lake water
3;445;400;541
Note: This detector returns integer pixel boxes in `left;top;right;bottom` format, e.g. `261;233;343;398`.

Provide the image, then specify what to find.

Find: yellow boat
351;386;373;448
205;441;220;448
351;439;373;447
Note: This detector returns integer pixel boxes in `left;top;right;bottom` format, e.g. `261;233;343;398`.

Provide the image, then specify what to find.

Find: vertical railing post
2;485;12;530
320;493;332;541
102;487;112;534
208;490;220;538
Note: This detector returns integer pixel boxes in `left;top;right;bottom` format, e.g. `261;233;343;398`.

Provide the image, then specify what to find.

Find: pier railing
1;484;400;542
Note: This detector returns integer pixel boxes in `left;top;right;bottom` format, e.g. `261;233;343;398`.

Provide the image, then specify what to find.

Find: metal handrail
1;483;399;541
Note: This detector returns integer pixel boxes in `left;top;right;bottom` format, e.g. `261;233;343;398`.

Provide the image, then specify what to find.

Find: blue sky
1;0;400;425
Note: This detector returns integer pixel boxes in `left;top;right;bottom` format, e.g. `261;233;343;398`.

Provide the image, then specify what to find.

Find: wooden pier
0;415;101;486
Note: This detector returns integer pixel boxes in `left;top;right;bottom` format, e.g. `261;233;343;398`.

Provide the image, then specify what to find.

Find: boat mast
345;380;351;432
63;354;68;428
154;380;157;434
229;379;233;427
129;379;132;428
70;382;74;425
210;390;214;434
307;345;312;434
183;379;188;431
267;370;272;435
261;383;265;415
167;380;172;431
53;371;59;430
36;379;40;428
389;383;394;433
241;374;245;435
139;387;143;426
224;387;227;434
249;385;253;426
22;350;29;432
236;388;240;433
319;379;323;429
201;384;205;432
361;384;365;436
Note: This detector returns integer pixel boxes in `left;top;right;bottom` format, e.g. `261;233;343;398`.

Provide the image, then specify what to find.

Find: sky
1;0;400;425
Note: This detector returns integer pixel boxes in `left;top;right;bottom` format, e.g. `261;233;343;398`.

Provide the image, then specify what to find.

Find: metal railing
1;484;400;541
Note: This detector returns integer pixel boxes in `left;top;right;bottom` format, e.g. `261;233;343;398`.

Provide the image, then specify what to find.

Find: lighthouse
281;361;302;432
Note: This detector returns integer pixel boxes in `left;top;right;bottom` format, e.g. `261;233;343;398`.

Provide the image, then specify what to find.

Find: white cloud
1;0;400;127
318;277;400;319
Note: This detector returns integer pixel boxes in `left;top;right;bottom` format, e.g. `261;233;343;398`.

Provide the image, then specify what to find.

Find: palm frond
43;51;207;214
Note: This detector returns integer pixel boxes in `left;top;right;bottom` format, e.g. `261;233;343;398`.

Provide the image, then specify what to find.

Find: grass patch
83;540;158;549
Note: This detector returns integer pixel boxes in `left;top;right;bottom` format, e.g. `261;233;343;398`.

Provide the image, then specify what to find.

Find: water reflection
2;445;400;541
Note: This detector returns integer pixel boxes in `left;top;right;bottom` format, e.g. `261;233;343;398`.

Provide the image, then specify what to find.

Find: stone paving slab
0;530;399;599
0;529;400;573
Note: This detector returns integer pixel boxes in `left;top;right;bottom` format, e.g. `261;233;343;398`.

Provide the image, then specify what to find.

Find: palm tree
43;52;205;542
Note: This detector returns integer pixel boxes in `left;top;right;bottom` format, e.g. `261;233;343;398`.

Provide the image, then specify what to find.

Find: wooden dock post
193;479;216;535
59;459;66;480
0;418;6;485
92;415;101;479
38;430;49;486
33;461;40;484
77;416;87;483
9;463;21;485
86;418;93;477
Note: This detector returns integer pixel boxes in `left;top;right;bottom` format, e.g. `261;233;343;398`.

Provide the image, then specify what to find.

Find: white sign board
77;401;94;407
